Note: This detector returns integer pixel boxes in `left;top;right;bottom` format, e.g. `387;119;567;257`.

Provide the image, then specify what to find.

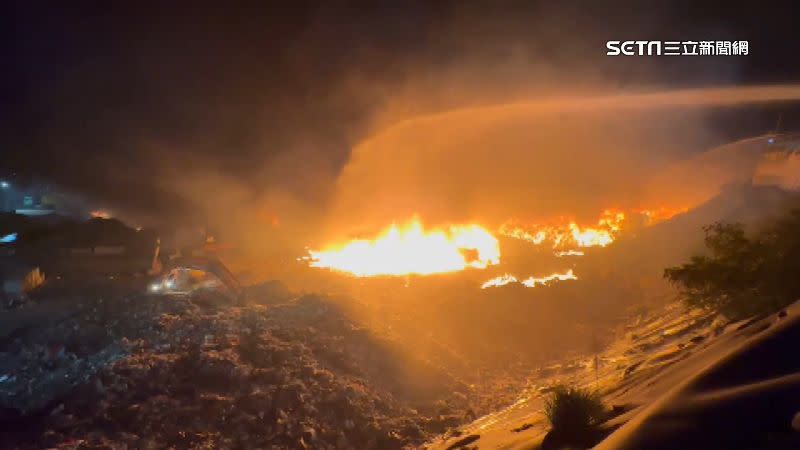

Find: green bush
543;385;605;432
664;210;800;320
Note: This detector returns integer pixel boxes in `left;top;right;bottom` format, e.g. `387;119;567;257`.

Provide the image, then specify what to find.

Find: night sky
2;1;800;221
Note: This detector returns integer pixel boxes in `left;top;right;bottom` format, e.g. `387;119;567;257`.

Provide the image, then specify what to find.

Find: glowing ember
521;269;577;287
481;274;518;289
308;218;500;277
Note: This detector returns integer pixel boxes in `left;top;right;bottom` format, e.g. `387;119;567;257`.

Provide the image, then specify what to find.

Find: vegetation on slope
665;209;800;320
544;385;605;432
540;385;606;449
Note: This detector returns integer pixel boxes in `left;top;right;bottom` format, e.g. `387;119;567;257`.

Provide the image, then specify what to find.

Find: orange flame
634;206;689;225
500;207;686;253
308;218;500;277
481;269;577;289
555;250;585;257
501;209;625;250
521;269;577;287
480;274;518;289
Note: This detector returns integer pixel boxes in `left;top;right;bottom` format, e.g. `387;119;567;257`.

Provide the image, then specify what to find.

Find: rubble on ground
1;282;506;449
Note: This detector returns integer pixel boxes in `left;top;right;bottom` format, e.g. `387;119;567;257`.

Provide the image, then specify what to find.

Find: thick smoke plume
321;86;800;242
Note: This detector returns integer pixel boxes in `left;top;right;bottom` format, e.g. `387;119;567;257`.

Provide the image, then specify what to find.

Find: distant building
0;175;88;217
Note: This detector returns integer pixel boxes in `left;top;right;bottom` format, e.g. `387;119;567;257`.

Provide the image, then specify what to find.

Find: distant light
149;283;161;292
90;210;111;219
0;232;17;243
768;137;775;144
0;181;8;189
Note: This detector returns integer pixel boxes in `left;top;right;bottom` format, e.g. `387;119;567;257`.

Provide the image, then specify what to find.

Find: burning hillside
305;207;686;280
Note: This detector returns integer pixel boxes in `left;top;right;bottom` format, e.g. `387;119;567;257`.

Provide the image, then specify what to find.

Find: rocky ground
0;280;528;449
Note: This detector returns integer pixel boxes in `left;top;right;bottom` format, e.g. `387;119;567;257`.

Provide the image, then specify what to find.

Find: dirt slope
429;300;800;449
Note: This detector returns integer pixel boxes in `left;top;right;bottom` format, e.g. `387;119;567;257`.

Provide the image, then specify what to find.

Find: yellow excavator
148;226;243;302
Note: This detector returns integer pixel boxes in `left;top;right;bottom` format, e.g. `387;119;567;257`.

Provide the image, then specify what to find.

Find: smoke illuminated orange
307;218;500;277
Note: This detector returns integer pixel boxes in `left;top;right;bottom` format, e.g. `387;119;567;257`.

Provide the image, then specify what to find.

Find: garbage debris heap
1;286;487;449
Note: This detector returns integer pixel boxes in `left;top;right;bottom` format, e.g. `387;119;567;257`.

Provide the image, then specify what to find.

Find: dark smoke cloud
2;2;800;253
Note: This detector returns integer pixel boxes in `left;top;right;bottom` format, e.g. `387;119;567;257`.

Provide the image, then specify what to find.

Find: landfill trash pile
1;282;505;449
